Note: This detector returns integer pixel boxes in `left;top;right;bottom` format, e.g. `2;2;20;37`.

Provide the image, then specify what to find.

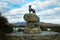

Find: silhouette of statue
29;5;36;14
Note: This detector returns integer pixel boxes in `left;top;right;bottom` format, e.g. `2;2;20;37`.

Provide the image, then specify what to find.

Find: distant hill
12;22;26;26
39;22;60;27
13;22;60;27
12;22;60;32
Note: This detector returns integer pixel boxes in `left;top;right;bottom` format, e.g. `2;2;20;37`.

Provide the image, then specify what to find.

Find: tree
0;13;13;40
7;24;13;33
0;13;13;33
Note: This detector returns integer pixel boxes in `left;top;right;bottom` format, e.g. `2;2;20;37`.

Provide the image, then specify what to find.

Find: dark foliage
0;13;13;40
0;16;13;33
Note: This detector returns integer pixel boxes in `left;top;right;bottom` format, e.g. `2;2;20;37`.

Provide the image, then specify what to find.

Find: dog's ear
29;5;31;7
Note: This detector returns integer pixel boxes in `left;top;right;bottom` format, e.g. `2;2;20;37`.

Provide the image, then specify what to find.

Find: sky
0;0;60;24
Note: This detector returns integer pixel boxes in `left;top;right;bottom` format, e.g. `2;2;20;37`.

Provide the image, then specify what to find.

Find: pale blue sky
0;0;60;24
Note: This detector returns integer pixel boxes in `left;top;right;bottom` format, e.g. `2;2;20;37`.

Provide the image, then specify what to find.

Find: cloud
3;0;60;15
0;0;25;13
20;0;60;12
4;0;60;15
3;0;60;24
1;0;25;4
0;2;10;13
8;18;25;23
37;7;60;16
6;14;25;23
3;8;28;16
42;19;60;24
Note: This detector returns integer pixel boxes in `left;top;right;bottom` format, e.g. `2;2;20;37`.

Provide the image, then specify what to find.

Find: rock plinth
24;13;41;34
